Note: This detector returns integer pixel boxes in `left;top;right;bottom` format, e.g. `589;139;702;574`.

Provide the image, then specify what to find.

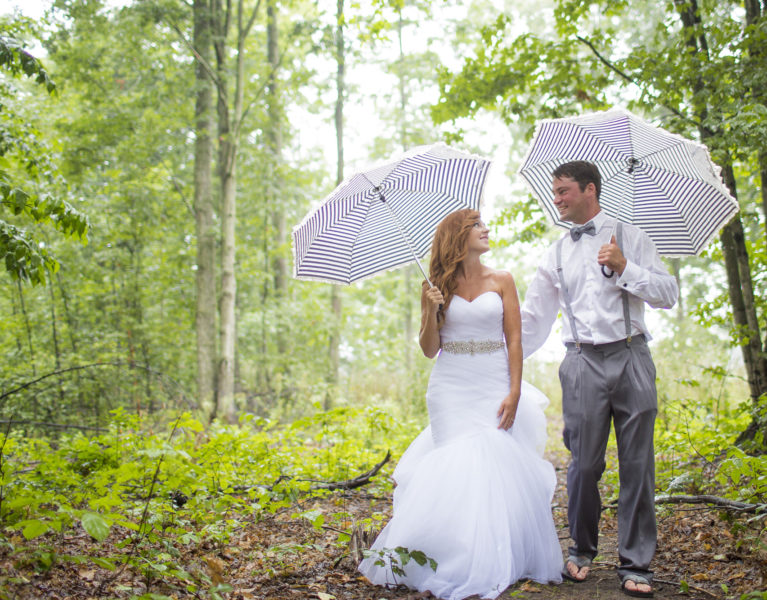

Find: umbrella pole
378;190;435;288
602;164;634;278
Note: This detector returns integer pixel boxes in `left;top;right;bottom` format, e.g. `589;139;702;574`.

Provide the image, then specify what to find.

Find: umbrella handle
601;264;615;278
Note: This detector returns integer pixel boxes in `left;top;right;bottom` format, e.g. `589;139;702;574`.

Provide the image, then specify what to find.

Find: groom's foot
620;573;653;597
565;560;590;581
562;555;592;582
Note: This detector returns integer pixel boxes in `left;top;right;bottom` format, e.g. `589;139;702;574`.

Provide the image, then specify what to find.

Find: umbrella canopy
518;108;739;256
292;142;491;284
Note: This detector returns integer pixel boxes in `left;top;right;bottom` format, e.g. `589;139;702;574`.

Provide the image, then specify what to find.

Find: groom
519;161;678;598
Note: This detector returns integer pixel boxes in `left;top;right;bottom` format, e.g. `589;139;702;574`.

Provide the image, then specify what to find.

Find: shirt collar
590;210;610;232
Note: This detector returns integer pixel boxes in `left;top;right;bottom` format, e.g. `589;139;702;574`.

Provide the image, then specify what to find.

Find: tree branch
574;34;706;133
165;17;228;113
0;362;194;407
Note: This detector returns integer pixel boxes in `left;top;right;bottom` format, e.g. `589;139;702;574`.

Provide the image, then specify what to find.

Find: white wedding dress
358;291;562;599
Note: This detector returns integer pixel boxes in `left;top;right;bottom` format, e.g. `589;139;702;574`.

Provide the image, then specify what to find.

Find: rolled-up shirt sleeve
615;232;678;309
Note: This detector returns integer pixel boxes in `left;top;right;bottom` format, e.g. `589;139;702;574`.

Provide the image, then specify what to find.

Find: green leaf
21;519;50;540
90;556;116;570
81;512;110;542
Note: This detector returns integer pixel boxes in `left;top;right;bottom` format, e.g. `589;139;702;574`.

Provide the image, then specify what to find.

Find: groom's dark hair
552;161;601;200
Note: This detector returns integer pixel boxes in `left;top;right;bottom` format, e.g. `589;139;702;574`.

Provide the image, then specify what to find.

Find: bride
358;209;562;599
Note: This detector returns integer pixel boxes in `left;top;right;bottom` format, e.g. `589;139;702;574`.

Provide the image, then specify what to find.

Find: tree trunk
9;280;22;354
326;0;345;410
46;271;65;407
675;0;767;445
266;0;288;363
214;0;254;423
718;168;767;444
16;280;35;376
56;272;78;353
193;0;217;417
217;140;237;422
744;0;767;238
397;7;414;376
670;258;683;323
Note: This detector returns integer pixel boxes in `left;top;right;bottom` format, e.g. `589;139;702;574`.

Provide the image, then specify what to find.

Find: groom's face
551;176;599;225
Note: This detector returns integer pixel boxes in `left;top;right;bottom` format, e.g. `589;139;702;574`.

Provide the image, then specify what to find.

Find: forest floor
2;421;765;600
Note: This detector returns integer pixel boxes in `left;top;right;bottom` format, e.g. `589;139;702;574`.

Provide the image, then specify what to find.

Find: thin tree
327;0;345;410
211;0;262;422
192;0;217;417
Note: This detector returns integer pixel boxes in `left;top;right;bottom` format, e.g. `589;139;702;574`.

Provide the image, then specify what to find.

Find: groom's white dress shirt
521;211;678;358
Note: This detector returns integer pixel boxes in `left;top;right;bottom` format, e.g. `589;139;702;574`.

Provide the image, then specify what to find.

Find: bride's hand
497;391;519;430
424;286;444;312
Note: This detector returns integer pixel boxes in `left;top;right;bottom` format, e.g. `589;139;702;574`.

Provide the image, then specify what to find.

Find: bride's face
466;219;490;254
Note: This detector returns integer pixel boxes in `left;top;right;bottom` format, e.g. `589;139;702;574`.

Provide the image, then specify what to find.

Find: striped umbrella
292;143;491;285
518;108;739;256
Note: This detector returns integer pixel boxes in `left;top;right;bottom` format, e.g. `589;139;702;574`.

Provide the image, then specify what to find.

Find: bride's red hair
429;209;480;327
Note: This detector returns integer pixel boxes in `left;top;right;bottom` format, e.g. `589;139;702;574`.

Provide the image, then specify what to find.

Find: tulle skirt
358;350;563;600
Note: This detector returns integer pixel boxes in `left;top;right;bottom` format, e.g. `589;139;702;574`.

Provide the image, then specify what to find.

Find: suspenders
555;221;632;350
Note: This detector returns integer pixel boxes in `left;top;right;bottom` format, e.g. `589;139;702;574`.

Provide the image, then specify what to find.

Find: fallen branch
602;494;766;515
654;494;767;514
232;450;392;493
305;450;391;491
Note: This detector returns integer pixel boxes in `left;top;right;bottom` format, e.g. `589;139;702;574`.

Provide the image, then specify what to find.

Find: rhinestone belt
441;340;505;355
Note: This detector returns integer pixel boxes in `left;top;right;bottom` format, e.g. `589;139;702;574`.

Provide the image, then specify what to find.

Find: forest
0;0;765;598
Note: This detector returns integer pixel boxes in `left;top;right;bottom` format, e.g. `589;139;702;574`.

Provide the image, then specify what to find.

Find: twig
654;577;719;598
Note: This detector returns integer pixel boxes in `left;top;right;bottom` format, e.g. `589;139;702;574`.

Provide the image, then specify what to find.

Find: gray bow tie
570;222;596;241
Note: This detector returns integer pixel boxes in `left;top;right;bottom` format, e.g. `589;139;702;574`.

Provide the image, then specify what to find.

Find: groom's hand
598;235;627;275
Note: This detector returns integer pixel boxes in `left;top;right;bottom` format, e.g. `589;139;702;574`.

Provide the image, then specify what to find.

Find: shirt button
623;283;628;288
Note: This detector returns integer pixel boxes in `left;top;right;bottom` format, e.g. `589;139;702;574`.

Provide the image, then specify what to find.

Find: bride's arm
497;271;522;430
419;282;443;359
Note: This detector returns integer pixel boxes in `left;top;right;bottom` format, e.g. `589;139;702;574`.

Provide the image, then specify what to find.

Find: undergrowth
0;404;421;599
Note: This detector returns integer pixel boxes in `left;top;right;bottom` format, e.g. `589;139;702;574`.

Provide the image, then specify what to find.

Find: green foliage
0;35;54;92
0;33;89;285
362;545;438;586
0;406;420;596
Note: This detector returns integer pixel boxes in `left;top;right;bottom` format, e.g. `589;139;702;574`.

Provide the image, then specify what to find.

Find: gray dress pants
559;335;657;582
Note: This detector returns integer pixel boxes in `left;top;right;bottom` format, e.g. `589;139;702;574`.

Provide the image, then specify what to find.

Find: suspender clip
626;335;632;346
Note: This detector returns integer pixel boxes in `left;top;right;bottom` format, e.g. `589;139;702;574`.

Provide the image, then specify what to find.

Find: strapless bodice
440;290;504;344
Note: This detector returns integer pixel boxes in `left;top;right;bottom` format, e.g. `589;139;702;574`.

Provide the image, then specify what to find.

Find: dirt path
338;425;762;600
